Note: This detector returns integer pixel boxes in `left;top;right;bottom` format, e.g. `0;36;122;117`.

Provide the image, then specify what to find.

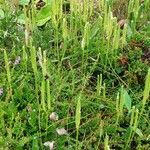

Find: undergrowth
0;0;150;149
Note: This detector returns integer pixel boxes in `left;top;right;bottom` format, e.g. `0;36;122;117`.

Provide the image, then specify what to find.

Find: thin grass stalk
120;86;125;117
71;70;75;95
133;0;140;31
125;106;135;149
30;46;38;78
42;51;51;111
128;0;134;15
104;134;109;150
59;0;63;20
4;49;12;100
133;109;139;131
70;0;76;33
4;50;11;88
51;1;59;59
22;46;28;72
114;26;120;51
85;22;90;72
112;19;118;57
121;24;127;48
103;1;108;31
81;22;90;72
106;8;113;38
144;0;150;11
130;69;150;141
53;23;59;60
89;0;94;16
106;9;113;65
139;68;150;118
99;120;104;139
115;92;120;126
102;83;106;99
112;23;120;64
61;17;68;62
46;79;51;110
42;51;47;77
128;0;140;33
41;79;46;112
83;0;89;22
75;95;81;150
69;1;74;42
96;74;102;96
30;0;36;29
30;46;38;95
24;6;30;47
134;0;140;18
99;0;105;10
30;46;42;147
125;107;139;149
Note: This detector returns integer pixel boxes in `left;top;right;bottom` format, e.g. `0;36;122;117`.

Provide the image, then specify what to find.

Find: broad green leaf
36;4;52;26
17;13;25;24
0;8;4;19
19;0;30;5
36;16;51;26
32;138;39;150
124;89;132;111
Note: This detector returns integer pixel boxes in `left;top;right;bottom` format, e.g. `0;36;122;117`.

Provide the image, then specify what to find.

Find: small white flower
43;141;55;150
49;112;58;121
56;128;68;136
14;56;21;65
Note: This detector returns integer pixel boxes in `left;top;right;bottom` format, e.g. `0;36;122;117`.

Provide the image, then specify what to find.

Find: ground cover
0;0;150;149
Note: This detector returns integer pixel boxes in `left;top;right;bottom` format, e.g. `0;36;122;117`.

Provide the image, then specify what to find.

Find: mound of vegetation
0;0;150;149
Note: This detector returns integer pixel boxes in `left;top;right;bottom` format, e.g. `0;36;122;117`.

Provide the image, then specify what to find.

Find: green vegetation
0;0;150;149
